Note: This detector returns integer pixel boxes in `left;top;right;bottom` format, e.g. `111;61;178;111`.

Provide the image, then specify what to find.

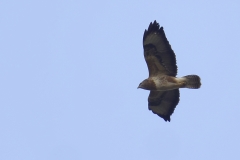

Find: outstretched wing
148;89;180;122
143;20;177;77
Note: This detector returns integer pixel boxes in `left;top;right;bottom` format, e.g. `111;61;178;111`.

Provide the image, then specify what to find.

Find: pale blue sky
0;0;240;159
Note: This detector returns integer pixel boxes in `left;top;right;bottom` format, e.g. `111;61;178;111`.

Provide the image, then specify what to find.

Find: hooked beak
137;84;142;89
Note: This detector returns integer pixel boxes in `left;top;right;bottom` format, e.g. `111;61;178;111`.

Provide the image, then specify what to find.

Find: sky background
0;0;240;160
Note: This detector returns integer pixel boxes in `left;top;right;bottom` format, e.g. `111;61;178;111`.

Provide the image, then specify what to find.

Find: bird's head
138;79;156;90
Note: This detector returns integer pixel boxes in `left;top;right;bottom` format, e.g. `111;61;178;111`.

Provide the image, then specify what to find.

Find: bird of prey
138;20;201;122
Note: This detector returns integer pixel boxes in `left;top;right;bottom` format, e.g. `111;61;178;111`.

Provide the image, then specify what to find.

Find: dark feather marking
144;44;173;75
148;92;166;106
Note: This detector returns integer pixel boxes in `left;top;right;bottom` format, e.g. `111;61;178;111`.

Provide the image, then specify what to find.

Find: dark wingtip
143;20;163;42
159;115;171;122
155;112;171;122
166;117;170;122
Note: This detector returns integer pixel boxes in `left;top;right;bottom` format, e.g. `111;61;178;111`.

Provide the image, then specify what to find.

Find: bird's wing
148;89;180;121
143;20;177;77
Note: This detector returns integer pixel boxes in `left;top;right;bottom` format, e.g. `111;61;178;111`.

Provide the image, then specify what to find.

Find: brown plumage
138;20;201;122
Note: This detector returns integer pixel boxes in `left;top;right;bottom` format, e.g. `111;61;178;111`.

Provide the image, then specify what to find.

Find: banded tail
182;75;201;89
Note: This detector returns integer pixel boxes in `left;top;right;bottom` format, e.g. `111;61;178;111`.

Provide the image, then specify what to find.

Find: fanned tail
182;75;201;89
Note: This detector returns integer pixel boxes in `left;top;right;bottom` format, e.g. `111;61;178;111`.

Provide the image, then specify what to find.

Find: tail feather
183;75;201;89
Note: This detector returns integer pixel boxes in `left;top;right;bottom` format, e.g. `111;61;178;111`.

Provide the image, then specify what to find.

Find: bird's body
138;21;201;122
139;75;185;91
139;75;200;91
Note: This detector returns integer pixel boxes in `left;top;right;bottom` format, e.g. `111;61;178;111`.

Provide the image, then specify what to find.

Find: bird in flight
138;20;201;122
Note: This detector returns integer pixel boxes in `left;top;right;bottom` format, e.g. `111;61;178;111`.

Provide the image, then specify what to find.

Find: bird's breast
151;76;179;91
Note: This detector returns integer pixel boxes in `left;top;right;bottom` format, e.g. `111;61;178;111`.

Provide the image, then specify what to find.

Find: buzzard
138;21;201;122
